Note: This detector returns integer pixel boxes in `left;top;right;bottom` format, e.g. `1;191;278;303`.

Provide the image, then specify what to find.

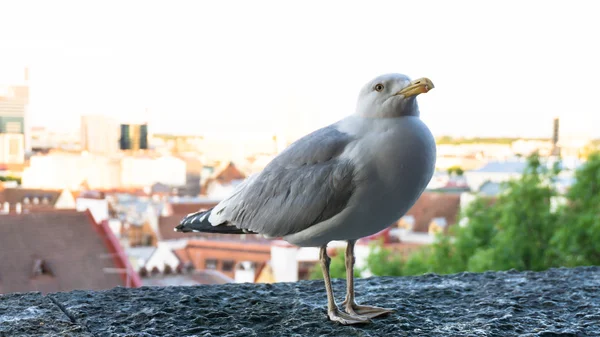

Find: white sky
0;0;599;138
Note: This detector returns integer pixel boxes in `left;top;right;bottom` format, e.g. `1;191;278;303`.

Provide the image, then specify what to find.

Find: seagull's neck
355;99;420;118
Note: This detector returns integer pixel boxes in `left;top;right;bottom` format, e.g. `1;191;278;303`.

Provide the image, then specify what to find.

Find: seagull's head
355;73;434;118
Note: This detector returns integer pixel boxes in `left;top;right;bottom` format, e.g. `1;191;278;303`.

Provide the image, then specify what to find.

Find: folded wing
209;124;358;237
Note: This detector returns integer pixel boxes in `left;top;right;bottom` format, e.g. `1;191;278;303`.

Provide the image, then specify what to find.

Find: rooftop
403;192;461;233
0;209;137;294
1;266;598;336
0;187;63;211
469;160;528;174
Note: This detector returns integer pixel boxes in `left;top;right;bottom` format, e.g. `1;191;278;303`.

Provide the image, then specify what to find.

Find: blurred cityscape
1;67;597;294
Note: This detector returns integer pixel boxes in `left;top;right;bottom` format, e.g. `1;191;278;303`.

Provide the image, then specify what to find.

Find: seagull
175;73;436;325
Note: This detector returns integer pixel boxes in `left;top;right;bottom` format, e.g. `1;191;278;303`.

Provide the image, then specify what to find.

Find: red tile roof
403;192;462;232
202;162;246;194
0;209;139;294
174;248;192;264
170;202;218;215
214;162;246;183
0;187;62;212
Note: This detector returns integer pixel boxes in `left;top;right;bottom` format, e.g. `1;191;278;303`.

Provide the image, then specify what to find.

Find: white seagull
176;73;436;325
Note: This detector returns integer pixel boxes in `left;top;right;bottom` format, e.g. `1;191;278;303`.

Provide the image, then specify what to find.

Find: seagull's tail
175;208;253;235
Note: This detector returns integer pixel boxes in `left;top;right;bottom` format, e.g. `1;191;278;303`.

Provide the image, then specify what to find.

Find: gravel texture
1;266;599;336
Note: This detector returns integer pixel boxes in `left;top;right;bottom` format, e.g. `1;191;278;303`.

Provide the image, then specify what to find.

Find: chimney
551;117;561;156
15;202;22;214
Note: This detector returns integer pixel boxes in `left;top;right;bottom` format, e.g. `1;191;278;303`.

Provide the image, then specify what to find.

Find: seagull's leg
319;244;370;325
341;240;393;318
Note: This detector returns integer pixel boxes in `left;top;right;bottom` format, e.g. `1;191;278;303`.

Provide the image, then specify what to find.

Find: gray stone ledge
1;266;599;337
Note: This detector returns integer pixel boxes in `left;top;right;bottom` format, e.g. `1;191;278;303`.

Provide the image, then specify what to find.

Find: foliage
310;152;600;278
0;176;21;184
470;154;560;272
363;239;404;277
578;142;600;160
552;152;600;266
379;152;563;276
447;166;465;176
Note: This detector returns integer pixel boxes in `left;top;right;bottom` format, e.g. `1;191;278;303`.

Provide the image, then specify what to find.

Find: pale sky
0;0;599;139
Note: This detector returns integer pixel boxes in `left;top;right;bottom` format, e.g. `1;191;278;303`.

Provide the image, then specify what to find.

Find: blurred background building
0;67;28;164
120;123;149;151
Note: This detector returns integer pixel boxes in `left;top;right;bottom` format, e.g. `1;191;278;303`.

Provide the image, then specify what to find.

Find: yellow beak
395;77;434;97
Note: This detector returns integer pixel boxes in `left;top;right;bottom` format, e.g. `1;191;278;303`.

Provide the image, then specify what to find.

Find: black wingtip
175;208;258;235
173;223;189;232
174;209;209;233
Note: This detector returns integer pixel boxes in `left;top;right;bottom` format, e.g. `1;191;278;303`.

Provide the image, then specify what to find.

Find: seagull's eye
374;83;384;92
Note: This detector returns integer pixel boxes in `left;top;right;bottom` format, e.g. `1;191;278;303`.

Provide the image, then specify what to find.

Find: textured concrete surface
1;266;599;336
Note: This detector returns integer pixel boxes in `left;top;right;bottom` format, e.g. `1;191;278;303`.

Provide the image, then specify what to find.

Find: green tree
402;153;562;275
553;152;600;266
311;152;600;278
0;176;21;184
469;154;561;272
363;239;404;276
447;166;465;176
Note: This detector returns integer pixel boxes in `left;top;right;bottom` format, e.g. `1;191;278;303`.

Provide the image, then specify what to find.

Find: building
31;127;80;151
176;156;204;196
175;240;273;280
0;69;29;159
511;139;553;157
21;152;186;190
201;162;246;198
76;190;110;224
0;187;75;213
22;152;122;190
181;131;283;165
0;114;25;134
120;155;186;187
389;191;463;245
463;160;528;191
0;133;25;164
0;209;140;293
120;123;149;151
0;70;28;132
80;115;120;156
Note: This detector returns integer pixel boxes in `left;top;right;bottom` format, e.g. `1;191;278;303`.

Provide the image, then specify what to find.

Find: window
8;138;20;156
222;260;235;272
32;259;53;277
6;122;22;134
205;259;217;270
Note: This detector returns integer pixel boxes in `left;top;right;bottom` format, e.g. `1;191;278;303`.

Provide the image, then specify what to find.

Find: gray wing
215;124;357;237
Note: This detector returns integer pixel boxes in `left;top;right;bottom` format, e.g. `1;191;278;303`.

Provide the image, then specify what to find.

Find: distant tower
119;123;149;151
551;117;561;157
